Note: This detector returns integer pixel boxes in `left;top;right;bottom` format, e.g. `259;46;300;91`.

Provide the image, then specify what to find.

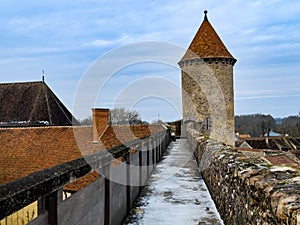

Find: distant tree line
235;114;300;137
276;116;300;137
235;114;276;137
80;116;92;125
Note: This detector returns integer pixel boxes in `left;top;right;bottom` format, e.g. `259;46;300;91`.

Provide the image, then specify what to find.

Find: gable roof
180;10;236;62
0;81;78;126
238;141;253;149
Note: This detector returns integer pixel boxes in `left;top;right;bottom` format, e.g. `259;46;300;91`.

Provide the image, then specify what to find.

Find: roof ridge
0;125;88;130
0;81;43;85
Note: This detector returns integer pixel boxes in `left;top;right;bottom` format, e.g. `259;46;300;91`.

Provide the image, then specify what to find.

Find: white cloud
1;0;300;119
83;39;115;48
236;94;300;100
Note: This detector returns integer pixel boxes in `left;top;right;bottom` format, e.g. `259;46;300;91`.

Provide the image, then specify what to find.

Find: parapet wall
1;131;170;225
186;125;300;225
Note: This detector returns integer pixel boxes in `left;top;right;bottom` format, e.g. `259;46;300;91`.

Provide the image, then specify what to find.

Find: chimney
92;108;110;143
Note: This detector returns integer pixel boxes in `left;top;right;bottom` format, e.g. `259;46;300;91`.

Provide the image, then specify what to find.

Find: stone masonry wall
186;124;300;225
181;59;234;146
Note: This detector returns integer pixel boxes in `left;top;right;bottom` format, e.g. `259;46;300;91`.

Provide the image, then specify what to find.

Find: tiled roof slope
180;11;235;62
64;171;99;193
265;155;298;166
237;136;299;151
0;126;103;185
64;124;166;192
0;124;166;186
101;125;165;149
0;81;79;126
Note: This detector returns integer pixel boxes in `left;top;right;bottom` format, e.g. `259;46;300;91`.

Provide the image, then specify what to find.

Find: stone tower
178;10;236;146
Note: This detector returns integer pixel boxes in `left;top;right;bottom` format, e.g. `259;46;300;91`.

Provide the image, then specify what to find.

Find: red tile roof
0;126;101;185
0;124;166;188
236;136;298;151
64;171;99;193
239;134;251;139
180;11;235;62
265;155;298;166
101;125;165;149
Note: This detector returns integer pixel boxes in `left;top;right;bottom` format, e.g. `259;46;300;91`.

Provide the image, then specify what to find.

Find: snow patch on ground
124;139;224;225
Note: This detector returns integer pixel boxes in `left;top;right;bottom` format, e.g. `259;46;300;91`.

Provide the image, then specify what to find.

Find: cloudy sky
0;0;300;121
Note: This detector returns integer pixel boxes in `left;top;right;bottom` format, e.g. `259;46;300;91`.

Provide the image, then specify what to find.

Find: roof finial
42;70;45;83
204;10;208;21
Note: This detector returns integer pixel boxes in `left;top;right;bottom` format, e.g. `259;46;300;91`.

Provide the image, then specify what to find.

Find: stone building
178;10;237;145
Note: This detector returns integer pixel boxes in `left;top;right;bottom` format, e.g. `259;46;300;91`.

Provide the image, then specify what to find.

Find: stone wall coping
187;127;300;224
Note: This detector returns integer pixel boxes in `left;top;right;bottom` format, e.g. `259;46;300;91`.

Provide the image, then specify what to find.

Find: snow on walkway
123;139;224;225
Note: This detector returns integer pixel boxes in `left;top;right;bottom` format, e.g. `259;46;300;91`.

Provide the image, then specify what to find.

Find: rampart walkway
123;139;223;225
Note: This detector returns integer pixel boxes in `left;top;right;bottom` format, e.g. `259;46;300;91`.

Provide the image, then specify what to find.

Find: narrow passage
123;139;223;225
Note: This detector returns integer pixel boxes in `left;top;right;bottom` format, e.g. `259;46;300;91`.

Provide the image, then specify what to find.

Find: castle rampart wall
186;123;300;225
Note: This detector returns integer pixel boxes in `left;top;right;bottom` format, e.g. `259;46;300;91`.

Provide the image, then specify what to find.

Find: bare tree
151;118;164;125
79;116;92;125
109;108;141;125
276;116;300;136
79;108;142;125
235;114;276;137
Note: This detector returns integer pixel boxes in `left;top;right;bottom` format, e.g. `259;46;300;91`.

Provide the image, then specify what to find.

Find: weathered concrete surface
124;139;223;225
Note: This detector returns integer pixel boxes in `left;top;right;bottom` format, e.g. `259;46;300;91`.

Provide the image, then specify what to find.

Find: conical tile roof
180;10;236;62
